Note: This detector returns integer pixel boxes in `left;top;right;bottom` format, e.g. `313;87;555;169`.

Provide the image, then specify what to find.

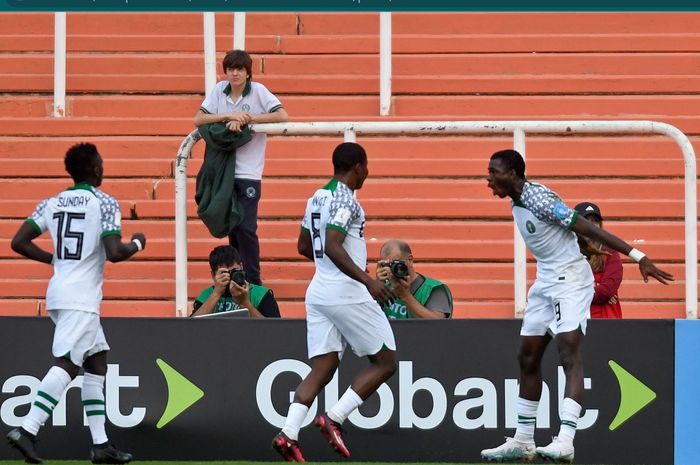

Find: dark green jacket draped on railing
195;122;253;238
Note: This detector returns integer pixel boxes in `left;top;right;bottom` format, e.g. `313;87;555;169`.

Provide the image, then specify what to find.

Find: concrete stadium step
2;159;172;178
0;179;155;200
0;299;41;316
0;135;697;162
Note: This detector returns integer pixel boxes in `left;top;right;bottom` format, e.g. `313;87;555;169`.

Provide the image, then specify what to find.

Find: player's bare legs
293;353;340;405
535;330;583;463
482;336;549;462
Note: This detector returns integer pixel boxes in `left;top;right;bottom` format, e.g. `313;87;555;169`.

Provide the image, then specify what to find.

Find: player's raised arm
572;215;674;285
11;222;53;265
102;233;146;263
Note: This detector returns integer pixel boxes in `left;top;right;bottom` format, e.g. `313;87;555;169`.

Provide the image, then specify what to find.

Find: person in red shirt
574;202;623;318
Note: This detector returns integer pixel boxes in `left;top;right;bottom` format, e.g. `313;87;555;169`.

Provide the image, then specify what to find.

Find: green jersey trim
26;218;42;234
568;210;579;231
67;183;96;193
322;178;339;192
100;230;122;238
301;225;309;232
326;223;347;235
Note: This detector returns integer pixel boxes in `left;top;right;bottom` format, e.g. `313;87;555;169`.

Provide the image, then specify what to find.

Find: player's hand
213;268;231;295
131;233;146;250
639;257;674;285
366;278;395;307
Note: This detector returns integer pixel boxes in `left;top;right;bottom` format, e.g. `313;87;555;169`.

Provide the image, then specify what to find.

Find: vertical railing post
379;12;392;116
513;128;527;318
203;13;217;96
53;12;66;117
234;12;246;50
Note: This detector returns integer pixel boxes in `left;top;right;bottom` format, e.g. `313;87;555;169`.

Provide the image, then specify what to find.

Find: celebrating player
480;149;672;463
271;142;397;462
7;143;145;464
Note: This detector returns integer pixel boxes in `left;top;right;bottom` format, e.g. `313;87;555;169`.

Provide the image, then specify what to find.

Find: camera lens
229;269;247;286
389;260;409;279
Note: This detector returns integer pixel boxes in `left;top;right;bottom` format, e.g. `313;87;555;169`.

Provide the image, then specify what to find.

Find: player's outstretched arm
103;233;146;263
325;228;395;306
11;222;52;264
572;216;674;285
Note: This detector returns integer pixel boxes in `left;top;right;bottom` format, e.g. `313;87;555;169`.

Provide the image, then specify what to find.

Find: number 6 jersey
27;184;122;313
300;179;373;305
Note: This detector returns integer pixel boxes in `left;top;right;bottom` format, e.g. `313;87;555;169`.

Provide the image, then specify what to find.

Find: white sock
513;397;539;443
281;403;309;441
82;373;108;445
22;366;72;435
327;387;363;425
557;397;582;444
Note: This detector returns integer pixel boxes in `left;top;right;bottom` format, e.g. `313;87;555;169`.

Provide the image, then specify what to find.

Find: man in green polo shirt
190;245;280;318
376;240;452;319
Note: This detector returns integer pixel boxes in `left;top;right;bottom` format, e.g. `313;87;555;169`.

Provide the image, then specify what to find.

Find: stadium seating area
0;12;698;318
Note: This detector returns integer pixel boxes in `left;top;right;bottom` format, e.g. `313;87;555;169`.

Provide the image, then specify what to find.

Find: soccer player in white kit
7;143;146;464
272;142;397;462
480;149;673;463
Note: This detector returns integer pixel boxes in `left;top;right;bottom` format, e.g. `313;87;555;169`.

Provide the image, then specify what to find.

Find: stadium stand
0;12;698;318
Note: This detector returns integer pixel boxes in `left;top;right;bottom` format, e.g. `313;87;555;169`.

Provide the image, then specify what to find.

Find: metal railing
175;120;698;319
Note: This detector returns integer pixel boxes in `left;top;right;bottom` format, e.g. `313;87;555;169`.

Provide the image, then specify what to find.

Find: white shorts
520;278;594;337
48;309;110;367
306;301;396;359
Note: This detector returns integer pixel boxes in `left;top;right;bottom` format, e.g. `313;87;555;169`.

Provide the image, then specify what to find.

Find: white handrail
379;13;392;116
203;13;217;97
234;12;246;50
175;120;697;320
53;12;66;117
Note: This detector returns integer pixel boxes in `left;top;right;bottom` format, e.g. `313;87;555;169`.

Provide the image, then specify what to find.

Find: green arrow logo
608;360;656;431
156;358;204;429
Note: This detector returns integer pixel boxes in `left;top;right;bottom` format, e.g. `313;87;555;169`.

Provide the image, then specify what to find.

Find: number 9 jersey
300;179;373;305
27;184;122;314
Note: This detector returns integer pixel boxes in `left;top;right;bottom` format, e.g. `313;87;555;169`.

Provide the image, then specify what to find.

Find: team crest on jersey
242;104;251;112
333;207;352;225
553;202;570;220
526;220;536;234
245;186;257;198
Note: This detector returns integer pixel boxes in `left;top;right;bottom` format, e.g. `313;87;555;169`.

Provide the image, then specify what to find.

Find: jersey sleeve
300;199;311;231
99;194;122;237
256;83;283;113
327;192;360;234
199;82;221;114
527;187;577;230
27;199;49;233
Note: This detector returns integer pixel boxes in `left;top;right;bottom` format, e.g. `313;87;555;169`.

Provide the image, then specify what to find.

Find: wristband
629;248;646;263
132;238;143;252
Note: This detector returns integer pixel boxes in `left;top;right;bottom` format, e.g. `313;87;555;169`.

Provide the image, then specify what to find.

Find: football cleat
536;436;575;463
271;432;305;462
90;444;133;464
480;436;536;462
315;413;350;458
7;428;43;464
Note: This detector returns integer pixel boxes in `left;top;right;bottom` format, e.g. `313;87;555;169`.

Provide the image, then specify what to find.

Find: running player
480;149;673;463
271;142;396;462
7;143;145;464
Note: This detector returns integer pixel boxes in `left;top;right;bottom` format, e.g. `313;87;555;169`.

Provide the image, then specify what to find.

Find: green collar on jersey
223;80;251;98
322;178;339;192
67;183;96;193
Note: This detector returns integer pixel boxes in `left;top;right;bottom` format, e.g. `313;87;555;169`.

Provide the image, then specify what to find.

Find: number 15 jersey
301;179;373;305
27;184;122;313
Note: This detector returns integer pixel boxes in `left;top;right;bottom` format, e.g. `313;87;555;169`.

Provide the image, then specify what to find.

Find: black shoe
7;428;43;464
90;444;133;464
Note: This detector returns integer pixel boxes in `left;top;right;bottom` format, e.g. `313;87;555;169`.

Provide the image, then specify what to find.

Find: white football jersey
28;184;122;313
512;182;592;284
301;179;373;304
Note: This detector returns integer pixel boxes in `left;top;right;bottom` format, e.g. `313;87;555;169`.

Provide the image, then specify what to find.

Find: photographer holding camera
190;245;280;318
376;240;453;319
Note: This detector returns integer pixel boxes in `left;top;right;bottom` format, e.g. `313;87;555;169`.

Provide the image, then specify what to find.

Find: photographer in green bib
375;240;453;319
190;245;280;318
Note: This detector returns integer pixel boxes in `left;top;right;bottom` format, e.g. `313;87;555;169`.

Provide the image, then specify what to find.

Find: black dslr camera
387;260;409;279
228;269;247;287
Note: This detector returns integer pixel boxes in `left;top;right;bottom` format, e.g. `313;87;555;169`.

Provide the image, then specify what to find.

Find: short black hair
208;245;243;272
332;142;367;174
490;149;526;178
64;143;100;183
222;50;252;81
